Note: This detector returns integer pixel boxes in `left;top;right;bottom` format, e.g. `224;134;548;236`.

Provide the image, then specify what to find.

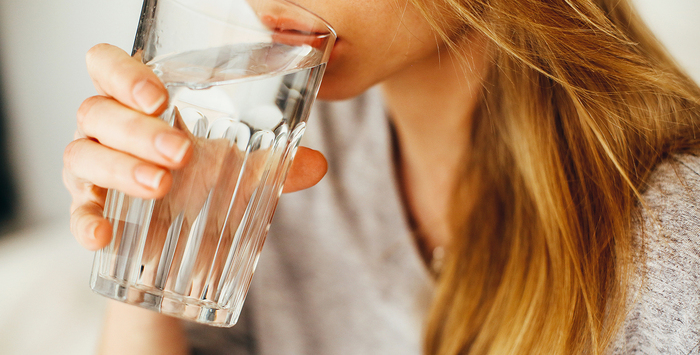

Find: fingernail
133;80;166;114
155;132;191;163
134;165;166;190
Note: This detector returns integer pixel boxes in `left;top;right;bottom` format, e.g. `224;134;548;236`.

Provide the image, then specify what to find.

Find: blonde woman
64;0;700;354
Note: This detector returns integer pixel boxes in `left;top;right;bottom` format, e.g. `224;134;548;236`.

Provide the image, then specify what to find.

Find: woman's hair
411;0;700;354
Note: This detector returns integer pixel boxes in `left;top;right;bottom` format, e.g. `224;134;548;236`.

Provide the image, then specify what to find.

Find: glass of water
90;0;335;327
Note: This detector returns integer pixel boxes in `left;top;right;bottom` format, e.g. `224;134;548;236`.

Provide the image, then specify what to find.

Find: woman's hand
64;43;327;251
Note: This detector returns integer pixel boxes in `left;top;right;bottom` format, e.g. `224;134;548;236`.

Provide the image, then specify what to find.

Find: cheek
317;35;441;100
297;0;441;100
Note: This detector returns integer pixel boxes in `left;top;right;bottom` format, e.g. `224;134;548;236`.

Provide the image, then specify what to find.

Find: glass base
90;274;240;327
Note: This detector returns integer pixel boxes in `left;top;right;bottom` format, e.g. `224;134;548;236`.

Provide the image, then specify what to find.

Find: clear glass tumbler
90;0;335;327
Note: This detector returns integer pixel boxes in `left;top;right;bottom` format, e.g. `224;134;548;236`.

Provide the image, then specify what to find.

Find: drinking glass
90;0;335;327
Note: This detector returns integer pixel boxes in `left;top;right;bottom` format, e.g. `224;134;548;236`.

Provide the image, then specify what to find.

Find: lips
260;15;334;50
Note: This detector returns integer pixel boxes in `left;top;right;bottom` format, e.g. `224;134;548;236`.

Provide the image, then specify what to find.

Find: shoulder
641;153;700;213
636;154;700;264
638;154;700;247
611;154;700;354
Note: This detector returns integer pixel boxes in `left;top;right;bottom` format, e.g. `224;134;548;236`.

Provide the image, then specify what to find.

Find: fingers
73;43;173;250
65;143;326;249
64;137;175;249
77;95;192;169
283;147;328;193
70;201;113;251
86;43;167;115
64;138;173;199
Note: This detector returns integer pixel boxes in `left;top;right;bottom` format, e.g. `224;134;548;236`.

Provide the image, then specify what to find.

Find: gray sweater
610;154;700;354
188;88;700;354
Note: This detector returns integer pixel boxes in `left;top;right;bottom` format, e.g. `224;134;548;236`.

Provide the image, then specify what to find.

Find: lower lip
260;15;338;56
261;15;315;32
328;38;342;64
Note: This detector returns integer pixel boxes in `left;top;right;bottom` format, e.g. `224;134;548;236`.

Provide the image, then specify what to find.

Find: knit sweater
188;88;700;354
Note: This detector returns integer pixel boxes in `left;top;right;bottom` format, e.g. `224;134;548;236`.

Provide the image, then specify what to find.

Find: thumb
282;147;327;193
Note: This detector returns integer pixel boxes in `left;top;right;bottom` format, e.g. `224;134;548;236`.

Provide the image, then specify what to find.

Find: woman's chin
317;77;371;101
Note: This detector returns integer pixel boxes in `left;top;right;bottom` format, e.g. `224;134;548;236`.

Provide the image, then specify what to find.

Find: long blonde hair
411;0;700;353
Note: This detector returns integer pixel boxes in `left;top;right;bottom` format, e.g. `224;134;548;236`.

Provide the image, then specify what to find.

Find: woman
64;0;700;353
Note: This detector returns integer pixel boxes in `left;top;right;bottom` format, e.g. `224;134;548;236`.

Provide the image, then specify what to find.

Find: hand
64;43;327;251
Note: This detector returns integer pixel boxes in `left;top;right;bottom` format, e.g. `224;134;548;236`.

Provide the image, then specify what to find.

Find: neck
381;40;488;252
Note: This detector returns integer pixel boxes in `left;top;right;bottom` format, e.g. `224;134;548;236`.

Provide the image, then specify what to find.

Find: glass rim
165;0;336;41
280;0;337;40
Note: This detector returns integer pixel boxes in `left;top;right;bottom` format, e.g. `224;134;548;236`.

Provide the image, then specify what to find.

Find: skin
63;0;488;353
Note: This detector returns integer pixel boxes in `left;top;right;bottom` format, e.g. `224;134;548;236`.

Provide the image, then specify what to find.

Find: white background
0;0;698;228
0;0;144;227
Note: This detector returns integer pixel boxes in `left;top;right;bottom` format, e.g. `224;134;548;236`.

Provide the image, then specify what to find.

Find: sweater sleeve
610;154;700;354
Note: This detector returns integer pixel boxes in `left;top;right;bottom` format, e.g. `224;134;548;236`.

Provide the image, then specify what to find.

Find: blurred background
0;0;697;354
0;1;142;354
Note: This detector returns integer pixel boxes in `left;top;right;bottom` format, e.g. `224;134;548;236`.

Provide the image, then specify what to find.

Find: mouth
327;38;341;64
260;15;335;49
